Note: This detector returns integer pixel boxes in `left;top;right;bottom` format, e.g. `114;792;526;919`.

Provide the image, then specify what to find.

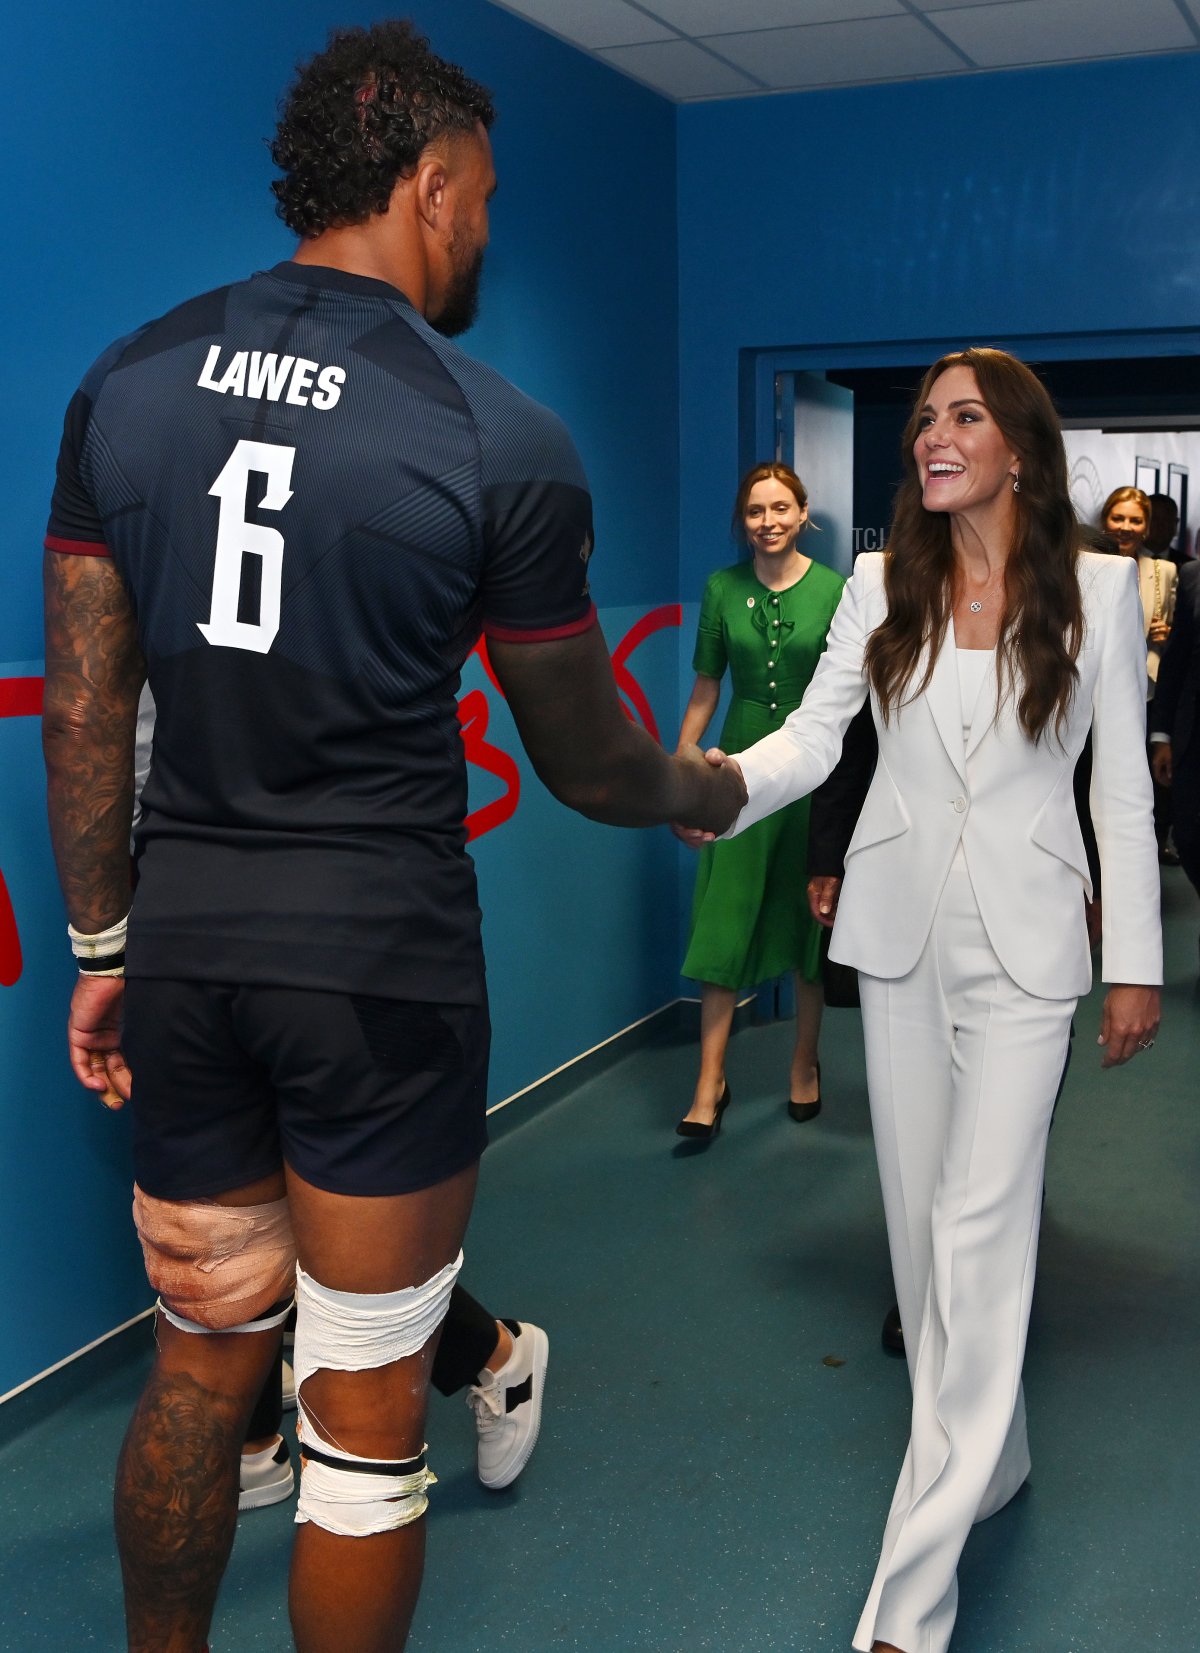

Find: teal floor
2;873;1197;1651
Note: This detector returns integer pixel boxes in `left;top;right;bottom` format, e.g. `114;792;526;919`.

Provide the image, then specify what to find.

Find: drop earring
1012;474;1021;493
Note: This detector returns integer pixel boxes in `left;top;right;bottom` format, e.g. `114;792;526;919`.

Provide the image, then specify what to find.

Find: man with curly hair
43;19;744;1653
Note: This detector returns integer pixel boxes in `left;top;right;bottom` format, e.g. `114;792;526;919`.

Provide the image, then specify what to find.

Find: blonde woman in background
1102;484;1179;860
1101;484;1177;693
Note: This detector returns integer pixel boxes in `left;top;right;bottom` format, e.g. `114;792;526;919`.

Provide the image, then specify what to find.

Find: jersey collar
265;260;419;311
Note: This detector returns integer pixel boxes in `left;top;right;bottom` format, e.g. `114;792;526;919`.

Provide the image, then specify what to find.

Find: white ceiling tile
490;0;676;50
642;0;904;31
484;0;1200;98
711;15;967;88
930;0;1197;67
597;37;762;97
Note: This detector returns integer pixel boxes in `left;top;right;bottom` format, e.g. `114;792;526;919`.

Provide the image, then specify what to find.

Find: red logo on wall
458;606;681;841
1;605;681;982
0;677;42;986
611;604;681;746
457;638;522;843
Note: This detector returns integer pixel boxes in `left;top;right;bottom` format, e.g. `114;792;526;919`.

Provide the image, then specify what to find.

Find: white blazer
725;552;1162;1000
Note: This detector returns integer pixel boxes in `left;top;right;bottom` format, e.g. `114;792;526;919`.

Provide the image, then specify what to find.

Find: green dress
682;557;846;990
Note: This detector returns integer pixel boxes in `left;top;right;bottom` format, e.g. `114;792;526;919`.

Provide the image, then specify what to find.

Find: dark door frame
739;326;1200;481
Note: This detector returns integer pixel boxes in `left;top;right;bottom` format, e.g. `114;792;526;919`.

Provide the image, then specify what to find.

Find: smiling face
1104;494;1149;558
743;476;808;558
914;364;1019;517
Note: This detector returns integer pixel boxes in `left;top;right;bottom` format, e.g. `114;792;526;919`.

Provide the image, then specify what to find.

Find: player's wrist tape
69;913;129;976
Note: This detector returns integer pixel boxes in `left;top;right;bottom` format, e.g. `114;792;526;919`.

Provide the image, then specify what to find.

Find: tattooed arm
43;549;144;1104
43;549;143;928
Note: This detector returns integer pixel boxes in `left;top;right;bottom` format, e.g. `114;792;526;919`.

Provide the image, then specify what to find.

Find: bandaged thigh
293;1252;463;1537
132;1182;296;1333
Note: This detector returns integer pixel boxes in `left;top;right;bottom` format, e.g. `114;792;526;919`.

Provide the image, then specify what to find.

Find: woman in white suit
689;349;1162;1652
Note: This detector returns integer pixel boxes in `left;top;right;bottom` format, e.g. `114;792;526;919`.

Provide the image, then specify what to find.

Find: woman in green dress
675;463;845;1139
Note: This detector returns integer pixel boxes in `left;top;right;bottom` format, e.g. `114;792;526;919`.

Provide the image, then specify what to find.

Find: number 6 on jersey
198;438;296;653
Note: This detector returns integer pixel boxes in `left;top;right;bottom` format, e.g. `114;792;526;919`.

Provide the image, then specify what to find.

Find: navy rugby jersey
46;263;596;1002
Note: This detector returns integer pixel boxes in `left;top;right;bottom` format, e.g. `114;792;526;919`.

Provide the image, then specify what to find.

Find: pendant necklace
960;567;1000;617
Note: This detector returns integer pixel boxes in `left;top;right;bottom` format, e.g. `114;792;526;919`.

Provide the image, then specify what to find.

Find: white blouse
956;647;994;744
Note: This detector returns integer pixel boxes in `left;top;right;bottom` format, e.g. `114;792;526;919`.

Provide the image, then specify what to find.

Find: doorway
742;333;1200;569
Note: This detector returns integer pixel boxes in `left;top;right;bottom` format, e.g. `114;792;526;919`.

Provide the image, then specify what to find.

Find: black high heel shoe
676;1082;731;1141
787;1062;821;1123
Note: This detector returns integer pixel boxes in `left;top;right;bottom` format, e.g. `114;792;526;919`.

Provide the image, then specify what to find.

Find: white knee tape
157;1297;293;1336
292;1253;462;1537
291;1252;462;1395
295;1419;436;1536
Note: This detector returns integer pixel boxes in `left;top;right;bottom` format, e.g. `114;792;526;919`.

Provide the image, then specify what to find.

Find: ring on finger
1137;1038;1155;1051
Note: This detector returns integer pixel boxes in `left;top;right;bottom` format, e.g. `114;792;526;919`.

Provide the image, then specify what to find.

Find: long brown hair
864;347;1083;744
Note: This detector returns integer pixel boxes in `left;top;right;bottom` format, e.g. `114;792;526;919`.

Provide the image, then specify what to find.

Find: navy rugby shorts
123;979;489;1200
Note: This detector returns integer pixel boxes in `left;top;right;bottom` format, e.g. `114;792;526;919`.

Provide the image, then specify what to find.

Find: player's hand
807;876;842;929
671;746;745;844
68;974;131;1109
1150;742;1173;786
1097;984;1160;1068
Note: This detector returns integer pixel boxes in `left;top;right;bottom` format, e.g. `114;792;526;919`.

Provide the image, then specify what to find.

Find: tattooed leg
115;1307;281;1650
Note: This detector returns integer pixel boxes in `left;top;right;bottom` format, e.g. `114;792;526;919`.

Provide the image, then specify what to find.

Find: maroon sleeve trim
483;602;597;645
44;535;111;557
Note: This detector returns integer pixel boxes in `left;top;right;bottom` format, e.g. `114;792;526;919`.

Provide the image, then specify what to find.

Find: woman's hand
1148;618;1171;645
1097;984;1161;1068
671;822;713;847
807;876;842;928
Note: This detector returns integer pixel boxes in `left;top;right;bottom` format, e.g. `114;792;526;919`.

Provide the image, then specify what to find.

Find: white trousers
851;854;1075;1653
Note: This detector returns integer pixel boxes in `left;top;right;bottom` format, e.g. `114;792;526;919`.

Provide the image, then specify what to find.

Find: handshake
671;744;746;844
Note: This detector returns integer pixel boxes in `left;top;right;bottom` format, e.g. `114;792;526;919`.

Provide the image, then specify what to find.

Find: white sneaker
282;1358;296;1412
466;1320;549;1490
238;1435;294;1511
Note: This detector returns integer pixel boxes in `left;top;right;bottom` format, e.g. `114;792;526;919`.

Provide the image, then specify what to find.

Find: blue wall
2;0;680;1394
676;53;1200;612
10;9;1200;1398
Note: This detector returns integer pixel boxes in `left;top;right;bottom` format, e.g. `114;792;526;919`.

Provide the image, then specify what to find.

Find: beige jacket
1137;553;1177;692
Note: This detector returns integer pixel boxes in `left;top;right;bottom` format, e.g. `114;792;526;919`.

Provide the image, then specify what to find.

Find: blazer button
952;795;968;813
770;702;777;711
